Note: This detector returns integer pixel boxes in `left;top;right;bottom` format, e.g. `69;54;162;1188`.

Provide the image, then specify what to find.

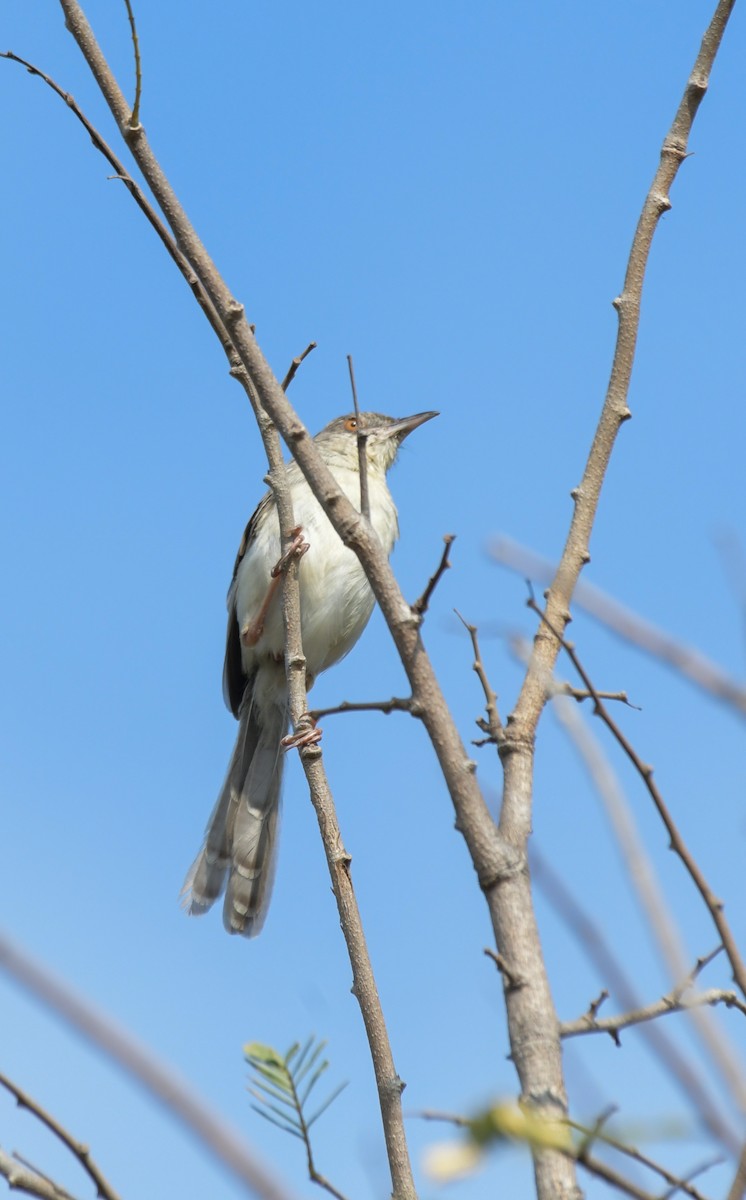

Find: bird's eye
344;417;357;432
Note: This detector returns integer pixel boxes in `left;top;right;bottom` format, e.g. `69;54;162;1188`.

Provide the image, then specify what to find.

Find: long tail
183;690;288;937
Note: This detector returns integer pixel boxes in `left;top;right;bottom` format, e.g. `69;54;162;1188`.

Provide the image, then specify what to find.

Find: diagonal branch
530;594;746;1001
0;1147;81;1200
509;0;736;739
0;929;297;1200
0;1072;121;1200
491;536;746;719
561;986;746;1039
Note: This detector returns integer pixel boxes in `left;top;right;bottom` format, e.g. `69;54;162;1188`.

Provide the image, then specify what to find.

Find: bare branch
455;610;504;746
281;342;317;392
0;1072;122;1200
532;850;740;1153
309;696;415;721
561;987;746;1039
0;929;297;1200
531;595;746;1002
0;1148;81;1200
726;1143;746;1200
411;535;455;617
122;0;142;128
571;1116;720;1200
492;536;746;719
549;678;746;1111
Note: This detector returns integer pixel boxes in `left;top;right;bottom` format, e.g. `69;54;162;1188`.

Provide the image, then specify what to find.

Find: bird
182;409;438;937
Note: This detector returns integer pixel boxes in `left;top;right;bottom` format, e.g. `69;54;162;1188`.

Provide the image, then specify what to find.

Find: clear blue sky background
2;3;745;1198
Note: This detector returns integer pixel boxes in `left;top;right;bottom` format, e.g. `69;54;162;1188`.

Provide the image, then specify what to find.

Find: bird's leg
271;526;310;578
241;527;310;648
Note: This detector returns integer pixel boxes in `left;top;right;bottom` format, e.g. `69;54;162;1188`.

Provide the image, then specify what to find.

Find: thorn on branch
484;948;523;991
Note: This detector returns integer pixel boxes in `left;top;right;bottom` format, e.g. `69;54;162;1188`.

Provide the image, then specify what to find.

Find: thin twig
281;342;317;392
531;849;739;1152
411;535;455;617
561;684;638;707
672;946;725;1002
529;594;746;1001
121;0;141;127
561;986;746;1039
0;51;238;371
0;930;296;1200
0;1147;80;1200
570;1117;717;1200
455;610;504;746
0;1072;122;1200
309;696;415;721
491;536;746;719
549;678;746;1110
346;355;370;522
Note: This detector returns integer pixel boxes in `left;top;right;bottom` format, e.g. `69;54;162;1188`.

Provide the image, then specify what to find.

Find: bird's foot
271;526;310;578
281;714;322;751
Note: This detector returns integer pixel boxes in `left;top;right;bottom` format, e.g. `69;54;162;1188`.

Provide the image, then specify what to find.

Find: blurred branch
491;9;737;1195
549;683;746;1113
421;1105;717;1200
0;1071;121;1200
491;536;746;719
530;594;746;1003
0;930;297;1200
0;1147;80;1200
122;0;141;128
726;1143;746;1200
532;850;739;1153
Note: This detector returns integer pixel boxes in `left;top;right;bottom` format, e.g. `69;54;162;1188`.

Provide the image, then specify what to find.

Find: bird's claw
271;527;310;578
281;716;322;751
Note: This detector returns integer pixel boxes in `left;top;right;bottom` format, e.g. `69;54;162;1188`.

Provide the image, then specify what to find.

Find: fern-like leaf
244;1035;349;1200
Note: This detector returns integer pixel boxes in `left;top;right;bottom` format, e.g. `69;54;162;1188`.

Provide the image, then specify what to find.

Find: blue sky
2;3;745;1198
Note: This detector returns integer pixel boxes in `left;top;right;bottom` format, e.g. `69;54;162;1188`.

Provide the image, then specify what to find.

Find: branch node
484;948;524;990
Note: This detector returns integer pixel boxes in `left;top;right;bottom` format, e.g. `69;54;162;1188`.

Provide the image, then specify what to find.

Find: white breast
233;464;399;682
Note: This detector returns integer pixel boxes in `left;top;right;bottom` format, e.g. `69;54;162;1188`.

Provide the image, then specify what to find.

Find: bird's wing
222;490;274;717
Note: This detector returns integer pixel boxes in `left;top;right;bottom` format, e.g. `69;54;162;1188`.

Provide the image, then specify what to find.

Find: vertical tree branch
51;5;738;1200
491;6;736;1196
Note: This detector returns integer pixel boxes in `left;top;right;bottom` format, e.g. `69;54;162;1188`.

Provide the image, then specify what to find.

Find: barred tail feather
182;693;288;937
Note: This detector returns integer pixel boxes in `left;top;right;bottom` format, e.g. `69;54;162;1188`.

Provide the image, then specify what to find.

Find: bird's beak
381;410;439;442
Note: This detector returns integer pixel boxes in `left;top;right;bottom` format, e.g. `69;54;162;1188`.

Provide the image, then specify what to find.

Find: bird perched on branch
182;409;437;937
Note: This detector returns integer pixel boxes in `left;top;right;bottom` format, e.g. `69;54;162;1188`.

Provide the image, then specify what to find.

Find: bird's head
317;410;438;473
